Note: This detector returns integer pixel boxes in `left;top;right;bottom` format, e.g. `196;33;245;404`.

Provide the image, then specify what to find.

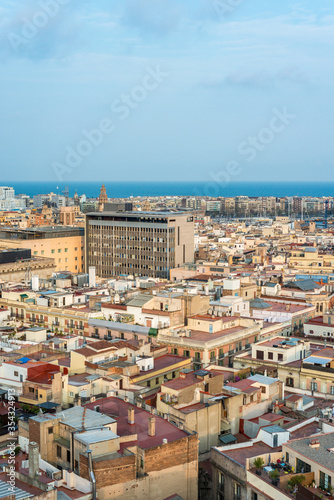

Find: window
147;380;151;388
69;392;73;397
33;251;38;256
156;378;159;385
234;482;241;500
320;471;331;491
330;386;334;395
172;371;176;378
51;249;55;254
29;387;34;393
14;371;18;377
65;248;68;252
183;350;190;357
57;445;61;459
58;249;61;253
286;452;289;464
268;352;273;360
48;427;53;434
67;450;70;462
277;353;283;362
311;381;318;392
210;351;215;360
256;350;264;360
251;493;258;500
296;458;311;474
286;377;294;387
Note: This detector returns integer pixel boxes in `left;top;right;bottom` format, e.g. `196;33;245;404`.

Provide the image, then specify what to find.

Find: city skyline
1;1;333;182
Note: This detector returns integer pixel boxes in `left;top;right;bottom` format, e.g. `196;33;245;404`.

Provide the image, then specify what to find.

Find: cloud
0;0;81;61
121;0;185;36
204;65;308;89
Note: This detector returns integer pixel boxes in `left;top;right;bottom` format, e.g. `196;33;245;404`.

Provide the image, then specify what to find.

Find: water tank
31;275;39;291
89;266;96;287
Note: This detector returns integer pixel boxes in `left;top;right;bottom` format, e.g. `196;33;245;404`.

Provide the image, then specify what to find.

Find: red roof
84;397;189;450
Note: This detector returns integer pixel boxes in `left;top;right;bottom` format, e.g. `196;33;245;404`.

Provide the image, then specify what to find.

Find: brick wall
80;453;136;488
79;434;198;489
144;434;198;473
29;419;40;446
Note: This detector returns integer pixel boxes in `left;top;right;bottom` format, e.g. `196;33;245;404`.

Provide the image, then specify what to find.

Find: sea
4;181;334;199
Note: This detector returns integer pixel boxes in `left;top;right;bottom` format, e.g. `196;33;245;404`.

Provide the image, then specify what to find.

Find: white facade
25;327;47;343
136;356;154;371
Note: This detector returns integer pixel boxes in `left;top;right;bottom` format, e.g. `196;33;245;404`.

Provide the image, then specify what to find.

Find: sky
0;0;333;183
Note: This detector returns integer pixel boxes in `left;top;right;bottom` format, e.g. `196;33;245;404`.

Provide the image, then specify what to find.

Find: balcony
54;435;70;449
303;363;334;374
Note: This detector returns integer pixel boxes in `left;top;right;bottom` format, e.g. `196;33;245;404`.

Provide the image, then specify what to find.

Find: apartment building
211;418;323;500
85;211;195;279
283;433;334;493
0;226;85;273
158;314;262;369
25;402;198;500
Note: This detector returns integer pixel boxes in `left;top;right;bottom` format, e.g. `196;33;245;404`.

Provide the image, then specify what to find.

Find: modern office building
0;227;84;273
85;211;195;279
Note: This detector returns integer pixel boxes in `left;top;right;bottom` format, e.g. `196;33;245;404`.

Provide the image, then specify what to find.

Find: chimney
148;416;156;437
128;407;135;425
28;441;39;478
309;439;320;449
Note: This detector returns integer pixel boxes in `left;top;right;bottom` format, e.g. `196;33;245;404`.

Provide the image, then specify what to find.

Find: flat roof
218;441;281;466
74;429;118;445
84;397;190;449
87;211;189;218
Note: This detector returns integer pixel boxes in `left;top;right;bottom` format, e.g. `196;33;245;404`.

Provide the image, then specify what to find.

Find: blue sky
1;0;333;182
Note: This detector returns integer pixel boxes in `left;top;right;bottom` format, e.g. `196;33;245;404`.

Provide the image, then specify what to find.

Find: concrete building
85;211;195;279
26;401;198;500
0;227;85;273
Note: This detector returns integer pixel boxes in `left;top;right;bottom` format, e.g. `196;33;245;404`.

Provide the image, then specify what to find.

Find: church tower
98;184;108;212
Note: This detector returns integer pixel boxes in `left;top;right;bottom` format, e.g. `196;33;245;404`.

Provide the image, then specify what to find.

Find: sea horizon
3;181;334;199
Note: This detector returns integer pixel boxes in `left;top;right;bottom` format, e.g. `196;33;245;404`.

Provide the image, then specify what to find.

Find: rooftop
285;432;334;472
84;397;189;449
